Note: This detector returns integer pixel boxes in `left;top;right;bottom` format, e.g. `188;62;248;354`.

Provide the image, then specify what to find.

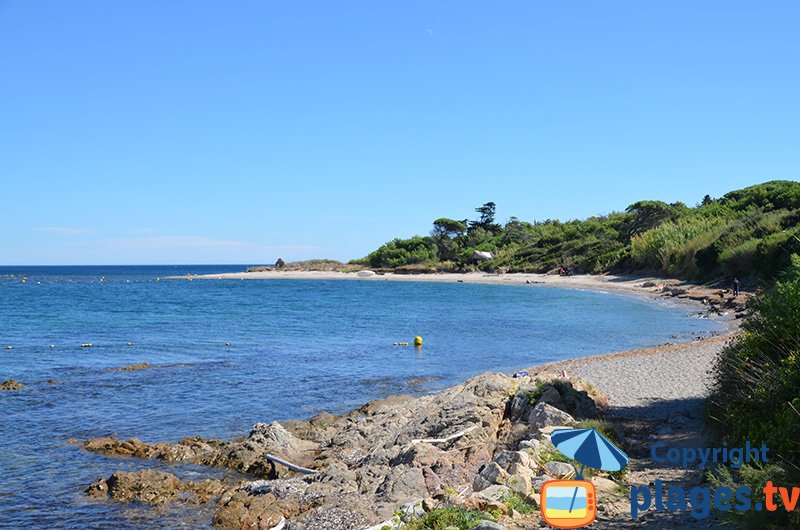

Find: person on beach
733;277;740;296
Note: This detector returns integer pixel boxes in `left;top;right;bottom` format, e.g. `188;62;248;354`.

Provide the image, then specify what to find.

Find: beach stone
528;402;576;433
0;379;23;391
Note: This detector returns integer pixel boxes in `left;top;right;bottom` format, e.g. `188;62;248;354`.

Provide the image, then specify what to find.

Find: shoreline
177;269;746;329
75;271;749;528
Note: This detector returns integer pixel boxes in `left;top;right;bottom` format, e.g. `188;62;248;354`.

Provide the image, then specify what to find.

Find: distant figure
558;266;566;276
275;258;285;269
733;277;740;297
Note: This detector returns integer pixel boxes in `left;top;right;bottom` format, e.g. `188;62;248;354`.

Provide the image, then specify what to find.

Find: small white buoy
49;344;55;348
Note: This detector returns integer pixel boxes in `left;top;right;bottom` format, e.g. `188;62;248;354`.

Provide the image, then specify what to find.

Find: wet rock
0;379;24;391
88;469;181;504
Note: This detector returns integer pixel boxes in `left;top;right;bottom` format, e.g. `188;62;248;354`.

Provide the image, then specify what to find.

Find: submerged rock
0;379;24;391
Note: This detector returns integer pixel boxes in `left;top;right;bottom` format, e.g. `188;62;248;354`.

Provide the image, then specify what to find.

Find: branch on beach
264;454;318;475
410;425;479;445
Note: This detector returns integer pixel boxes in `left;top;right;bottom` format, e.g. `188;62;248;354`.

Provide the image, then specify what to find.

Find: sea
0;265;724;529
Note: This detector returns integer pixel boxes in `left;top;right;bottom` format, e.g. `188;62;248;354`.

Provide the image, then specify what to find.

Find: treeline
353;180;800;282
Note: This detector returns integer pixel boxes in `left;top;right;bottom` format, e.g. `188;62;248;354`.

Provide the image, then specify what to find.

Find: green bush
403;507;492;530
709;278;800;528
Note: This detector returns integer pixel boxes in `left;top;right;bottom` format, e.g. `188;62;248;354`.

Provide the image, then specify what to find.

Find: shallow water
0;265;723;528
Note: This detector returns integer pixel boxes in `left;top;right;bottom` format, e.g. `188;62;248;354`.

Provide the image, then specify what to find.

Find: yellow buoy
414;336;423;346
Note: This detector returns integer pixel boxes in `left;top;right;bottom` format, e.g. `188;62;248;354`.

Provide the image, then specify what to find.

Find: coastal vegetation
710;270;800;529
353;180;800;283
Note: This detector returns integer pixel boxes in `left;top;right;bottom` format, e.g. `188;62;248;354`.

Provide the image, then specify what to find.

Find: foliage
402;506;492;530
709;277;800;528
499;489;536;514
353;181;800;282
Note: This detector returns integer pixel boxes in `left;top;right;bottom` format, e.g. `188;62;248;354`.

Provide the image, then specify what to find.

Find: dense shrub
709;278;800;528
353;181;800;281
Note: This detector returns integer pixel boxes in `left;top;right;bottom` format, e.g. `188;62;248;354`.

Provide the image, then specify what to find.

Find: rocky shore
82;370;615;529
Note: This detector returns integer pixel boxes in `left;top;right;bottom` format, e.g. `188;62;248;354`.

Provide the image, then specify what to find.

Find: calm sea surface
0;265;723;528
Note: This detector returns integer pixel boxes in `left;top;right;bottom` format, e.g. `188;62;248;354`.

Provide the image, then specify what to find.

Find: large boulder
528;402;576;433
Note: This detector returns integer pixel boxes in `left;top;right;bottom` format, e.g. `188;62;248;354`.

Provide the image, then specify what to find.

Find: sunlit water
0;266;723;528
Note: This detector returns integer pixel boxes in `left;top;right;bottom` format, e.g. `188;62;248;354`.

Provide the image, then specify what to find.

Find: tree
623;200;677;239
469;202;501;233
701;194;714;206
431;218;467;239
431;218;467;261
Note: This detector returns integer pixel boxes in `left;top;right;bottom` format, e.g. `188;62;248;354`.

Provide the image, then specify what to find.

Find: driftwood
410;425;479;445
265;454;318;475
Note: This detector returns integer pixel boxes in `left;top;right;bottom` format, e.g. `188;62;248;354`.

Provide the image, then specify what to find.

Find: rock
493;450;530;470
531;475;551;491
591;476;620;496
0;379;24;391
473;522;507;530
544;461;575;478
377;466;427;503
506;472;532;495
474;484;511;502
536;386;562;407
89;469;181;504
473;462;508;491
528;403;576;433
399;499;425;522
422;497;437;512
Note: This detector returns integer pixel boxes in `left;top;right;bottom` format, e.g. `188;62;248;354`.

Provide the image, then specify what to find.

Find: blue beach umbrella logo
550;427;628;478
540;427;628;529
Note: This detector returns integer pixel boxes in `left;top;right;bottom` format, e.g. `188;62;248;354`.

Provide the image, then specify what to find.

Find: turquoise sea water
0;266;723;528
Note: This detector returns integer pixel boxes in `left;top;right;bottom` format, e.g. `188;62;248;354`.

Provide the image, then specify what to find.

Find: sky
1;1;798;265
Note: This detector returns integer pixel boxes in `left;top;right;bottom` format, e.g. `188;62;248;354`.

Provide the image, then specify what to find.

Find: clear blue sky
1;1;798;265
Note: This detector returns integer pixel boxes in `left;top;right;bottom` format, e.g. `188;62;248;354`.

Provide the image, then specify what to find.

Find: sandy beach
181;270;745;315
